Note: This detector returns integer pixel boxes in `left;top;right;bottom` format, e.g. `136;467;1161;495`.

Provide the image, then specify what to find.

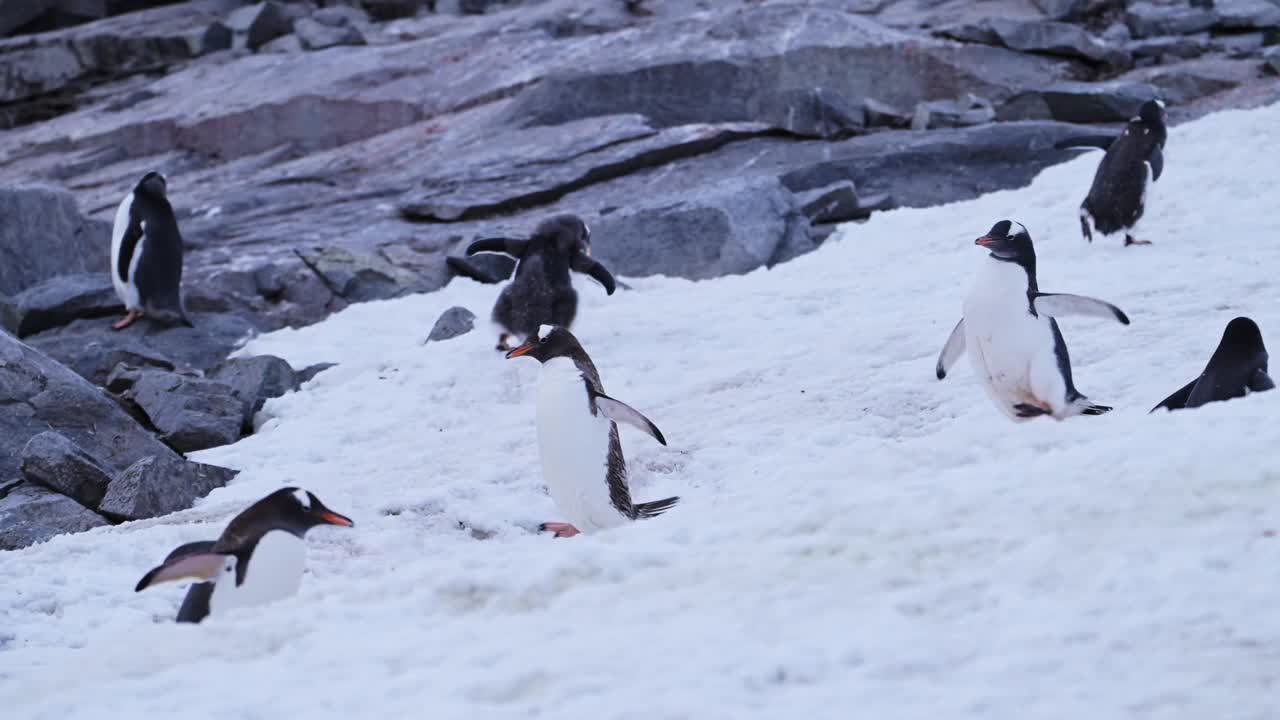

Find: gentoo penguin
506;325;677;537
1055;98;1167;247
1152;317;1274;412
110;171;192;330
935;220;1131;421
466;214;616;351
135;487;353;623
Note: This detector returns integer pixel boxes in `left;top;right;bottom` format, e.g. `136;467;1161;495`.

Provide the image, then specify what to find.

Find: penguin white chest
534;358;624;532
209;530;306;616
109;193;144;310
962;260;1059;412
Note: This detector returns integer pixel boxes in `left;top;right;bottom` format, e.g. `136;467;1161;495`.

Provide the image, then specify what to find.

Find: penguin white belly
535;358;626;533
208;531;306;616
110;194;142;310
962;261;1064;419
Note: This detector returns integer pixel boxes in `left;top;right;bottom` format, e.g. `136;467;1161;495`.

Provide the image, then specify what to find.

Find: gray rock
295;17;366;51
0;273;122;337
0;483;107;551
998;80;1158;123
1031;0;1090;21
939;19;1130;68
1212;32;1266;58
862;97;911;128
98;455;236;522
912;95;996;130
227;1;294;51
0;187;109;297
796;182;865;224
0;331;184;486
1266;47;1280;75
427;306;477;342
188;20;234;55
446;255;516;284
124;369;245;453
0;0;56;37
361;0;427;21
295;246;427;303
1125;2;1216;38
591;177;813;281
210;355;299;430
297;362;337;385
313;6;369;27
1121;57;1261;105
1127;35;1210;61
1213;0;1280;31
20;431;112;509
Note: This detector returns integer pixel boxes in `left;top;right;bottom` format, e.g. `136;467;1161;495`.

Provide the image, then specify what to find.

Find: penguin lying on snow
507;325;678;538
135;488;353;623
1056;98;1168;247
1152;317;1274;412
936;220;1131;421
110;171;193;330
466;214;616;351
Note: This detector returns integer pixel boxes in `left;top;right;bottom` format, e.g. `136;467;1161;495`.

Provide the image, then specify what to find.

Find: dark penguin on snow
110;171;192;329
936;220;1131;421
1152;317;1274;412
506;325;678;538
465;214;616;351
135;488;353;623
1056;98;1167;247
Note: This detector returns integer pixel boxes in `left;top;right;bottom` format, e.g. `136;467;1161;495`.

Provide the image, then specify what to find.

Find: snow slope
3;104;1280;720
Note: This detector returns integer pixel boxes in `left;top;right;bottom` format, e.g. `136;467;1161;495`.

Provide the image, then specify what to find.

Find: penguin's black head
505;324;584;363
1219;317;1266;354
136;171;168;199
1138;99;1167;127
975;220;1035;265
264;487;354;536
534;214;592;257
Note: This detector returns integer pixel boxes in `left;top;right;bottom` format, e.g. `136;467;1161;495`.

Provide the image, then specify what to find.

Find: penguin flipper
1150;378;1198;412
135;552;232;592
466;237;529;258
634;496;679;519
570;254;617;295
1250;369;1275;393
163;540;217;563
117;206;144;283
1053;134;1116;151
1147;144;1164;182
935;318;965;380
593;393;666;445
1033;293;1130;325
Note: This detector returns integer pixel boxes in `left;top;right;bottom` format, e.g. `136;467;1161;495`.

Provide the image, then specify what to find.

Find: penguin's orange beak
316;511;354;527
506;342;536;359
975;235;997;247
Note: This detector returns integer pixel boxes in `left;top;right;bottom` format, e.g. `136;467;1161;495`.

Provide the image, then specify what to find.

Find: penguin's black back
1083;117;1166;234
132;190;186;317
493;233;583;340
1186;320;1271;408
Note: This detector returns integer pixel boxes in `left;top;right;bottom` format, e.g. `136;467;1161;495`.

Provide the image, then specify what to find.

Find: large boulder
209;355;299;430
998;80;1159;123
938;19;1130;68
0;483;107;551
0;273;122;337
1125;2;1217;38
117;369;245;453
19;431;113;509
0;187;108;297
98;455;236;522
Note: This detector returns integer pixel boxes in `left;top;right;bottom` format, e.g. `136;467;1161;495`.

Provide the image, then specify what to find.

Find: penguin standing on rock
1152;317;1274;412
110;171;192;329
936;220;1131;421
135;487;353;623
507;325;678;538
1056;98;1168;247
465;214;616;351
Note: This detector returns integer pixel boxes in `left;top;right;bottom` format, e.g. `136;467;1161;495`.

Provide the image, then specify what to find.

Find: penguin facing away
506;325;677;538
466;214;616;351
1055;98;1167;247
935;220;1131;421
1152;317;1274;412
135;488;353;623
110;171;192;330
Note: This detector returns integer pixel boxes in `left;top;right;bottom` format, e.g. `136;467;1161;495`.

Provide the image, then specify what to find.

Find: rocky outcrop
0;187;108;297
0;482;107;551
98;455;236;522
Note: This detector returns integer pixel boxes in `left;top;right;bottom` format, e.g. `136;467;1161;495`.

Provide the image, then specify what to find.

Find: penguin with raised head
135;487;353;623
1056;98;1168;247
465;214;616;351
936;220;1131;421
506;325;677;537
110;171;192;330
1152;317;1274;412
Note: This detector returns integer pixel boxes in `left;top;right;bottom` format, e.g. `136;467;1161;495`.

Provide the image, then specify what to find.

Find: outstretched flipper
135;551;234;592
1033;293;1130;325
1054;135;1117;152
1147;144;1164;182
634;496;679;519
465;237;530;258
1151;378;1198;412
593;393;666;445
935;319;966;380
570;254;617;295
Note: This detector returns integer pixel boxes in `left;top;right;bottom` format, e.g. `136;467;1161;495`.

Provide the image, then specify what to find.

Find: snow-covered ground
3;103;1280;720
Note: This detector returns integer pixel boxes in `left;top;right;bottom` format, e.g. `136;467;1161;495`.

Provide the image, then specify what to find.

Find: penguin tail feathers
635;496;679;519
1079;403;1112;416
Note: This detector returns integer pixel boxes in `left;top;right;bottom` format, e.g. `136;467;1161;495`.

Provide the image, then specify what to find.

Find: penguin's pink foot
112;309;143;331
1124;235;1152;246
538;522;580;538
